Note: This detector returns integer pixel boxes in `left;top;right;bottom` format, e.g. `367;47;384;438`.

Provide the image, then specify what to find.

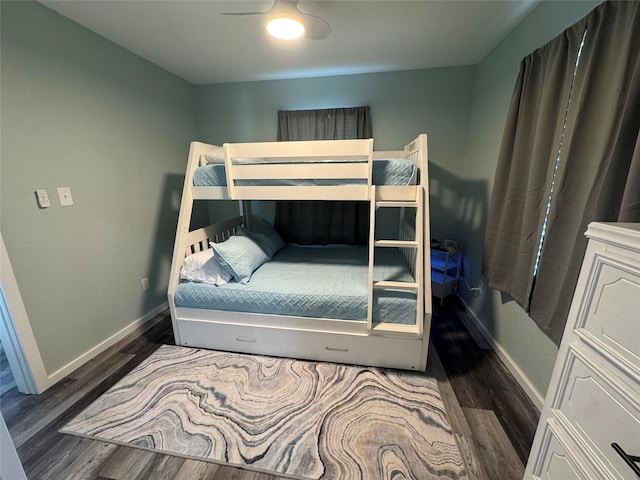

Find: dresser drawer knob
611;443;640;476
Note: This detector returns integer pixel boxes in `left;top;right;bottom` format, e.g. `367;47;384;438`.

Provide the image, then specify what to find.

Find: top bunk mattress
192;158;417;187
175;245;417;325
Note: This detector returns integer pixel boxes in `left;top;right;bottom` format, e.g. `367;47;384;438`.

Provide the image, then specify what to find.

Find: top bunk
183;134;428;202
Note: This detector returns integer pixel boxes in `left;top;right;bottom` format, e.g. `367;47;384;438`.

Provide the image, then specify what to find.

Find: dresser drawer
526;224;640;480
554;347;640;478
578;253;640;374
532;420;597;480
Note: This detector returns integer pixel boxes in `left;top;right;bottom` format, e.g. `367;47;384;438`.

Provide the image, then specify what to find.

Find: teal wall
456;0;603;399
1;0;606;399
0;1;197;374
195;67;476;236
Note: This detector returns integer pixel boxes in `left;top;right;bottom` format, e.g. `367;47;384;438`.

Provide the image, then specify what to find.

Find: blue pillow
210;228;270;284
245;219;285;258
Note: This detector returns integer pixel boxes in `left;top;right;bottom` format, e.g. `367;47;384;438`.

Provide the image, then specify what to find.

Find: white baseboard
457;297;544;410
47;302;168;385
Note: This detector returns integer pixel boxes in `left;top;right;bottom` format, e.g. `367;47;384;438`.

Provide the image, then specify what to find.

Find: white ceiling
40;0;540;85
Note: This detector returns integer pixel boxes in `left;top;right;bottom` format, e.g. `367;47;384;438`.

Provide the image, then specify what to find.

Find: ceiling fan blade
221;0;276;16
220;11;268;16
221;0;332;40
299;12;332;40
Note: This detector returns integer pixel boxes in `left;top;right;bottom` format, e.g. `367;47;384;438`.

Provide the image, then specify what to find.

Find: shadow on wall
428;162;465;239
428;162;496;332
142;165;496;332
140;174;210;315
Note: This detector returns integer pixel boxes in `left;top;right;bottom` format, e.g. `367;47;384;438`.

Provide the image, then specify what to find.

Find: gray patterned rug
62;345;467;479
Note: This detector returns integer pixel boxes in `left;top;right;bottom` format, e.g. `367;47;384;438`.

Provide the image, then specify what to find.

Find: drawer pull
325;346;349;352
611;443;640;476
236;336;257;343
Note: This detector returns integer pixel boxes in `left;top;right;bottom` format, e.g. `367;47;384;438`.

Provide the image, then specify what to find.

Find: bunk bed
168;134;432;371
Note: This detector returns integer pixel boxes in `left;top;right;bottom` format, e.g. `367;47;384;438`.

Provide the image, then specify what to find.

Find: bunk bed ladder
367;186;424;337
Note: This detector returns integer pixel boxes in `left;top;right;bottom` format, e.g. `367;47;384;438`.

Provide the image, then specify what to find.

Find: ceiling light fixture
222;1;331;40
266;16;305;40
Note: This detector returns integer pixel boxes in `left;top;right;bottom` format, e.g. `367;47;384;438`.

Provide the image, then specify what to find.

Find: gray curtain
275;107;372;245
483;22;587;310
484;0;640;345
277;106;372;141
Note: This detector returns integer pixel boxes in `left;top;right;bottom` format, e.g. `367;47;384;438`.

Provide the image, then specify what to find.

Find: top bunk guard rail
223;138;374;201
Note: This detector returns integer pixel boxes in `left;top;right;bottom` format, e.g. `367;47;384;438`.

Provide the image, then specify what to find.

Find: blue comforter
175;245;417;325
192;159;417;187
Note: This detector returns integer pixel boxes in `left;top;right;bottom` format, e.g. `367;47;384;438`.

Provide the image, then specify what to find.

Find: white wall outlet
141;277;150;291
35;189;50;208
57;187;74;206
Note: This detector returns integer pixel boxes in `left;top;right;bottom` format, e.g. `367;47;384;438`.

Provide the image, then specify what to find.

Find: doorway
0;234;49;394
0;339;17;394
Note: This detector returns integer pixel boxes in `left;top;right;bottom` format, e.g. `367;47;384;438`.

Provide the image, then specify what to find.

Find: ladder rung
370;322;421;336
376;201;419;208
372;280;419;290
374;240;418;248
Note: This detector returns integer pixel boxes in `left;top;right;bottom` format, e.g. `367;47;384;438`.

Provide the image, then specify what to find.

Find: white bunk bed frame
168;134;432;371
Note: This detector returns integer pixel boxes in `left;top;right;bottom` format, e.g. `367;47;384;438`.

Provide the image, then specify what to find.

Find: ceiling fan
221;0;332;40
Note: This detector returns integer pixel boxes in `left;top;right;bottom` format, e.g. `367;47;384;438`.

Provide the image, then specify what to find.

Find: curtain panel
483;0;640;345
530;1;640;343
275;107;372;245
276;106;372;142
483;21;588;310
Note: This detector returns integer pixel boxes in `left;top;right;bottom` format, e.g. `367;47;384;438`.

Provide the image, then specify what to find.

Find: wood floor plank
429;346;490;480
67;350;135;382
0;341;17;395
456;308;492;350
20;428;87;479
453;433;490;480
133;454;187;480
488;388;539;465
6;378;80;448
98;446;158;479
462;407;525;480
7;350;135;448
172;459;229;480
118;315;174;356
50;439;118;480
427;345;472;437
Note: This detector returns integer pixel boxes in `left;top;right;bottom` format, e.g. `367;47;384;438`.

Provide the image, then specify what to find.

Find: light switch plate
36;189;50;208
57;187;74;206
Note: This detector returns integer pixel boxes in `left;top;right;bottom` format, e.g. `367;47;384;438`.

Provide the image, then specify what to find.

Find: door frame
0;233;49;394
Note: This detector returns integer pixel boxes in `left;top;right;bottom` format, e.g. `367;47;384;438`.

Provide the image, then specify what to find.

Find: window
274;107;372;245
483;1;639;344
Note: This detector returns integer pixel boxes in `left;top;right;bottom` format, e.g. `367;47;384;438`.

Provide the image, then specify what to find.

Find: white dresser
524;223;640;480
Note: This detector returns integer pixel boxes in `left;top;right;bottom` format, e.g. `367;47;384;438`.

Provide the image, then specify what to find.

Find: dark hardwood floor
428;299;539;480
0;341;17;395
0;299;539;479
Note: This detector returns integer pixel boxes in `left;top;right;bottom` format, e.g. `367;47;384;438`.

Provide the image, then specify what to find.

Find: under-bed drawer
176;319;427;371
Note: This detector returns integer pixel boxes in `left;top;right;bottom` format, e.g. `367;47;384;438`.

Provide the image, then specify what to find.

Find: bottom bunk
168;216;431;371
176;245;417;324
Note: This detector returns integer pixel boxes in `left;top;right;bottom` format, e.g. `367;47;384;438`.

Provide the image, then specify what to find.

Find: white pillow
203;146;225;164
234;157;266;164
203;145;265;165
204;147;264;165
180;248;231;285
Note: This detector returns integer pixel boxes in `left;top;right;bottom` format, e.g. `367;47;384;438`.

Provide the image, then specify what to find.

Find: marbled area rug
62;345;467;479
